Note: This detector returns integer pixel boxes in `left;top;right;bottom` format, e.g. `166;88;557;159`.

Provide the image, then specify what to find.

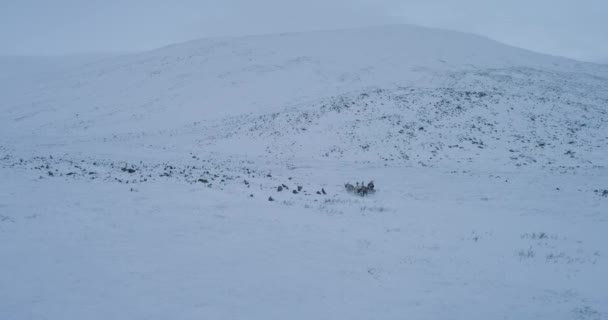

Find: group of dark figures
344;181;375;196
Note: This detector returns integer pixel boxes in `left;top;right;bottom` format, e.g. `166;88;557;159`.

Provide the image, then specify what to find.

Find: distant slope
0;25;606;170
1;25;604;135
0;54;113;95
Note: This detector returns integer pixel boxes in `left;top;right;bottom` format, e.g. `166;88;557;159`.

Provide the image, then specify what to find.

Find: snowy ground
1;151;606;319
1;25;607;319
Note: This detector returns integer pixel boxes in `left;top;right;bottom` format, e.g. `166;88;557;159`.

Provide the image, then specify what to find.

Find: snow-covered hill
0;25;605;136
1;25;607;319
1;26;606;169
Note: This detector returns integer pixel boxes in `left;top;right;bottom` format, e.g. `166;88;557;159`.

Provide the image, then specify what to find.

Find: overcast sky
1;0;607;62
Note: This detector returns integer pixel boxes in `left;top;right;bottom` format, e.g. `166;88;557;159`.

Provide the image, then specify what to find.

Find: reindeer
345;180;375;196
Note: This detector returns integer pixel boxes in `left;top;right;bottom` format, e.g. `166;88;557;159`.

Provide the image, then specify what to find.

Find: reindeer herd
344;181;375;196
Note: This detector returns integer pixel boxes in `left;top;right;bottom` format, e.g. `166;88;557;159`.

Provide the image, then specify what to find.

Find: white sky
1;0;607;62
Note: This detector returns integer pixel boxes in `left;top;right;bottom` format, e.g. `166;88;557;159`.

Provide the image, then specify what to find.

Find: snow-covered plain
1;25;607;319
